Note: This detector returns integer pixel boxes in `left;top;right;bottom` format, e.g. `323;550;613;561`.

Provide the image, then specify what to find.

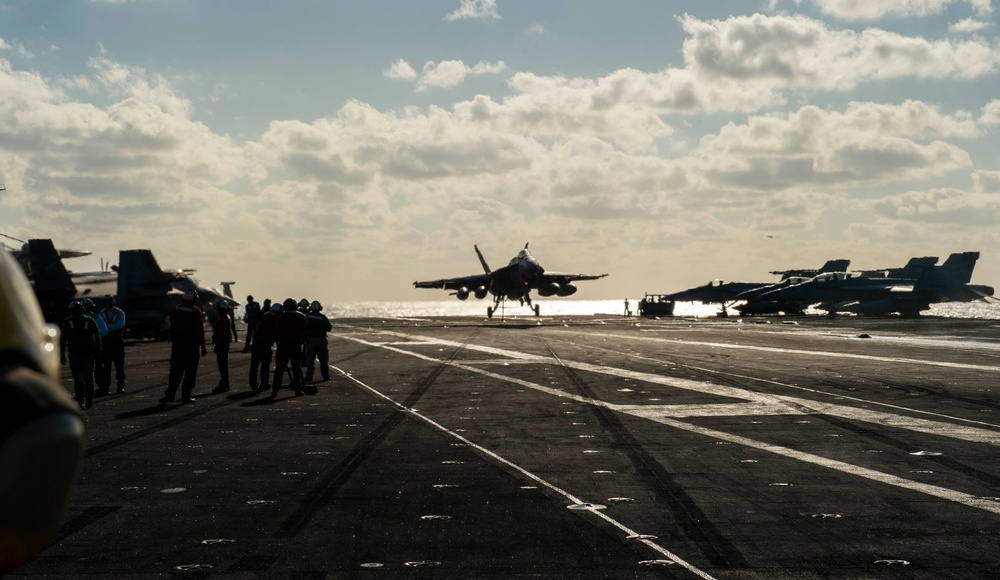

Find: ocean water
326;299;1000;320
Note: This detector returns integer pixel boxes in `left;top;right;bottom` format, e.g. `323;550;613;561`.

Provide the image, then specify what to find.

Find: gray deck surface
11;315;1000;579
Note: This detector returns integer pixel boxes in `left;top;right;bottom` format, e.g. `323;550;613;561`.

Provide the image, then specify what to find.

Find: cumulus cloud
980;99;1000;125
796;0;993;21
974;170;1000;193
383;58;417;81
415;59;506;91
680;13;1000;91
695;101;976;191
444;0;500;22
0;37;31;58
871;187;1000;225
949;17;993;32
0;55;247;247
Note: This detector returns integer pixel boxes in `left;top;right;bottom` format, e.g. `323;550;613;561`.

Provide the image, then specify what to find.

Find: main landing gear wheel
487;306;494;319
533;304;540;316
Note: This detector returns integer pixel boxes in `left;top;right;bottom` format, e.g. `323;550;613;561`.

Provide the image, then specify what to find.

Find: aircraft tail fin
474;245;491;274
28;239;76;294
818;259;850;273
26;239;77;323
914;251;979;296
220;282;235;299
117;249;171;302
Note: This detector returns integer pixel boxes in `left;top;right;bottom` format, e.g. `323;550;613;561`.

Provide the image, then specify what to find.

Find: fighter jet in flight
413;243;608;318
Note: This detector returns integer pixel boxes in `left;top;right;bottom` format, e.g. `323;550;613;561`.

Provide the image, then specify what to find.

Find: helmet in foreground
0;250;85;574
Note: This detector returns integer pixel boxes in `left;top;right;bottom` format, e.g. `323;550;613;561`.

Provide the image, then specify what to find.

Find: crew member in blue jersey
160;290;207;404
241;295;261;353
97;295;126;395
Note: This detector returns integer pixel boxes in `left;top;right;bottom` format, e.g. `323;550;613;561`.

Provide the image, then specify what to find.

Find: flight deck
14;315;1000;579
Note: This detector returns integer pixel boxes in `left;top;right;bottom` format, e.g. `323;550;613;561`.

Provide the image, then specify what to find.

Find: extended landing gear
533;304;540;316
487;306;494;319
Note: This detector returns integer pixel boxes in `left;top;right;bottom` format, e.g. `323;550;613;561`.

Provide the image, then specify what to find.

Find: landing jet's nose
519;256;544;280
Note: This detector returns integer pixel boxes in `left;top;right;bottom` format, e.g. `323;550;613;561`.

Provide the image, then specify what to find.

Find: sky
1;0;999;304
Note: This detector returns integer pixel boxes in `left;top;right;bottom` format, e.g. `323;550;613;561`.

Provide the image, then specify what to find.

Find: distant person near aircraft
303;301;332;385
242;295;261;353
249;302;280;393
211;300;238;394
97;295;126;395
413;243;608;318
270;298;307;398
0;247;85;575
160;290;207;405
60;301;102;410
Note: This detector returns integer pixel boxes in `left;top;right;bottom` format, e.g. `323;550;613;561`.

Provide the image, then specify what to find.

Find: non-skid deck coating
12;315;1000;579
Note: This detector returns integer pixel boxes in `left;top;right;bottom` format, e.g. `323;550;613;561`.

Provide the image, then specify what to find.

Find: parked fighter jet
838;252;994;316
663;259;850;316
21;239;236;335
761;252;992;317
413;243;608;318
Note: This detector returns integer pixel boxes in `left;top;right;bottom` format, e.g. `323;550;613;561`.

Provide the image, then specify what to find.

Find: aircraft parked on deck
16;238;237;336
413;243;607;318
663;259;850;316
759;252;994;317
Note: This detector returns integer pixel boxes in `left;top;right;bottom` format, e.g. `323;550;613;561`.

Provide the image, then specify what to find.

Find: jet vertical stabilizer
117;249;173;302
913;252;980;299
27;239;77;323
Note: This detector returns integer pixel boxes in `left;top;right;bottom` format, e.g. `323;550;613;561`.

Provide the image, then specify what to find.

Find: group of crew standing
59;296;127;409
159;292;332;405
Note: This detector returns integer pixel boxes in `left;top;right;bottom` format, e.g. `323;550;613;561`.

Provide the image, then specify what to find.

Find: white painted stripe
331;361;717;580
364;329;1000;445
340;332;1000;516
565;329;1000;373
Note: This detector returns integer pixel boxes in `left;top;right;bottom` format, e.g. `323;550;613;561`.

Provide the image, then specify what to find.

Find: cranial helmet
217;300;230;310
182;290;198;302
246;295;253;301
0;251;61;381
101;295;115;307
310;301;321;311
298;298;309;308
0;250;85;575
271;303;282;312
283;298;298;311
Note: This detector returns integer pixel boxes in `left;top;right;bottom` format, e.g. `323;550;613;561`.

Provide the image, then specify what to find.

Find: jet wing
413;273;491;291
536;271;608;285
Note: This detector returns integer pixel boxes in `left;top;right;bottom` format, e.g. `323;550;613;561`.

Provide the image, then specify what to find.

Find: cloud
870;187;1000;225
695;101;977;191
980;99;1000;125
444;0;501;22
974;170;1000;193
949;17;993;32
680;13;1000;90
0;37;31;58
526;23;546;36
795;0;994;21
415;59;506;91
383;58;417;81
